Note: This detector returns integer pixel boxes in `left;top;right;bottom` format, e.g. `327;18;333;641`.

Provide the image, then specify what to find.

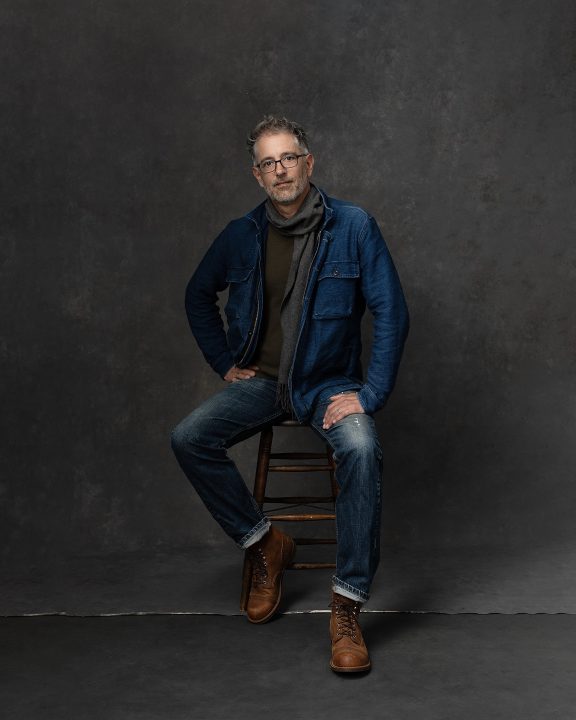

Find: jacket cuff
357;384;387;415
212;351;235;379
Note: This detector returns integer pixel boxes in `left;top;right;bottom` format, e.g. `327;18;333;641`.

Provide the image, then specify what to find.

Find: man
171;115;409;673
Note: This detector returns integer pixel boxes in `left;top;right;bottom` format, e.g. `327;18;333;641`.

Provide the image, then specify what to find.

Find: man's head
247;115;314;211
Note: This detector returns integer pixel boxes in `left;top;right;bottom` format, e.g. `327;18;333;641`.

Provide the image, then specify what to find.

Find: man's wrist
357;385;386;415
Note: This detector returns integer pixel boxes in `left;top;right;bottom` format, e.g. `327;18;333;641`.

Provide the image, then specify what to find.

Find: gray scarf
265;185;324;412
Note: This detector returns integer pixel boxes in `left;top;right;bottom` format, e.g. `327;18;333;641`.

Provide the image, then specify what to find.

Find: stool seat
240;421;338;611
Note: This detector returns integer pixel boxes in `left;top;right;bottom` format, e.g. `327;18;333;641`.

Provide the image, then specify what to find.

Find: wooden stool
240;419;338;611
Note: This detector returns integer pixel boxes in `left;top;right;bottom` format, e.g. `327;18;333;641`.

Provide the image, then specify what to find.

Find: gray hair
246;115;310;163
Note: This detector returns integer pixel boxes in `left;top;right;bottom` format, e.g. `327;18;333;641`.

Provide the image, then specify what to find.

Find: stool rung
267;513;336;521
269;464;333;472
264;495;335;504
270;452;327;459
240;424;337;613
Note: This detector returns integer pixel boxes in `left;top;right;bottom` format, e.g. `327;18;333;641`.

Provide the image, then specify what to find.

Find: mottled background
1;1;575;610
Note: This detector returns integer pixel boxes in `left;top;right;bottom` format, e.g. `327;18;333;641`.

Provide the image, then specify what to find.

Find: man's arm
323;215;408;428
355;215;409;414
185;231;235;378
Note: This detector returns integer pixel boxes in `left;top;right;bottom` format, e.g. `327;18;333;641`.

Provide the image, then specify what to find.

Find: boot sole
247;538;296;624
330;661;372;673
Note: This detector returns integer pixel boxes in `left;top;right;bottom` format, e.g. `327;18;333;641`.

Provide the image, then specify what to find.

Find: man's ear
252;164;264;188
306;153;315;178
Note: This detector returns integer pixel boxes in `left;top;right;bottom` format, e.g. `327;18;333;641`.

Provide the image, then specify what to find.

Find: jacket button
333;269;340;276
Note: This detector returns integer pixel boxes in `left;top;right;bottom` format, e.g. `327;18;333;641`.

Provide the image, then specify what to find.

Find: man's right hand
224;365;260;383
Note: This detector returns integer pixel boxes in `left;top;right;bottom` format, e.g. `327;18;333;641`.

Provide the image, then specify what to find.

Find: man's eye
283;154;297;162
261;160;274;170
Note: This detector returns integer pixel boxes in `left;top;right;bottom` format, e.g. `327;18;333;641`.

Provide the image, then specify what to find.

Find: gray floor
3;543;576;615
2;613;575;720
3;545;576;718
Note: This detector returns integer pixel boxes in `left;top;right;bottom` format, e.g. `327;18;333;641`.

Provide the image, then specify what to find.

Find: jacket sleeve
356;216;409;414
185;228;235;378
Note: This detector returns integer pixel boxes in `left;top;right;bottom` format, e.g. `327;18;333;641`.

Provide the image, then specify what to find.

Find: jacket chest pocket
312;261;360;319
225;266;255;320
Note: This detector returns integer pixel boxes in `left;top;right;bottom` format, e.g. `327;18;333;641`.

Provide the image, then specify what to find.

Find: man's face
252;131;314;205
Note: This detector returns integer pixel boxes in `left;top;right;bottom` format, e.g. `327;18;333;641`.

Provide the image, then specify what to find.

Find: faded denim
171;378;382;603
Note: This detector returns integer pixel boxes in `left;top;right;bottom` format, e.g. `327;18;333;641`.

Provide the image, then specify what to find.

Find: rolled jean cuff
332;576;369;604
239;518;271;549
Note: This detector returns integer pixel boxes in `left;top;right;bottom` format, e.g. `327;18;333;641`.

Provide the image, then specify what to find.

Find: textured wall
1;0;575;562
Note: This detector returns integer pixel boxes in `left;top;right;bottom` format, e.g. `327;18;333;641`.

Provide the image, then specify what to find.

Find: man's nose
274;161;287;174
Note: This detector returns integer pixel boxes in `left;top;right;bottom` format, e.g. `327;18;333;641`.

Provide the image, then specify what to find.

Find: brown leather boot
330;592;371;673
245;525;295;624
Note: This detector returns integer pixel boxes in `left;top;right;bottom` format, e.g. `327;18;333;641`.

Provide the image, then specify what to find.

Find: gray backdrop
1;1;575;602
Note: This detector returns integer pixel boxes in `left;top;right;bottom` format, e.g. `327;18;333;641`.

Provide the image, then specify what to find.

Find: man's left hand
322;392;365;430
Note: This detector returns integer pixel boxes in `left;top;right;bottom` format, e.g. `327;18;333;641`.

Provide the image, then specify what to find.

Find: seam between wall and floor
2;610;573;618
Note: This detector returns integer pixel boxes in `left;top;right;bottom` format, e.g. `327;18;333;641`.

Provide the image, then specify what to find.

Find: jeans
171;377;383;603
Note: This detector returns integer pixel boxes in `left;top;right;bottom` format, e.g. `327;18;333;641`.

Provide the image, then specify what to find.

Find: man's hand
322;392;365;430
224;365;260;383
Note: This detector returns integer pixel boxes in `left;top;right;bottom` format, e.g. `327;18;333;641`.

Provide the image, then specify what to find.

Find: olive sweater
252;224;294;378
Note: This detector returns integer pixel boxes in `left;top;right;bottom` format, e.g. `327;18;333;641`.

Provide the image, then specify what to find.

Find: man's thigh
175;376;285;449
308;393;382;460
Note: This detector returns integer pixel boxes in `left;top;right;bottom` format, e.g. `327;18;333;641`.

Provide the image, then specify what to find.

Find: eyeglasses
256;153;308;174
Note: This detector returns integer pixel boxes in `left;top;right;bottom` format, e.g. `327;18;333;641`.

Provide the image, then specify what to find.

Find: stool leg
253;426;274;506
240;426;274;611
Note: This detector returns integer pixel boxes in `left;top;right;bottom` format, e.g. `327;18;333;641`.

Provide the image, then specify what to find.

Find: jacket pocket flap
318;261;360;281
225;266;254;283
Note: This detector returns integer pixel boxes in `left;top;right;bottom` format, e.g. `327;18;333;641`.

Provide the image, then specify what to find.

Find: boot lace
248;546;269;587
331;599;362;641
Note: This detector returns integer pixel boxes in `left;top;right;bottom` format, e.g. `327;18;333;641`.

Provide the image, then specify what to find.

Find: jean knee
349;437;382;464
171;409;222;457
337;420;382;464
170;420;188;457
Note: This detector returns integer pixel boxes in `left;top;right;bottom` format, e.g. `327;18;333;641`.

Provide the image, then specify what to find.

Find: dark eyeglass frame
256;153;309;174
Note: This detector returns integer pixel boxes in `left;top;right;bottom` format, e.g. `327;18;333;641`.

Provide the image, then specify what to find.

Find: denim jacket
185;187;409;421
